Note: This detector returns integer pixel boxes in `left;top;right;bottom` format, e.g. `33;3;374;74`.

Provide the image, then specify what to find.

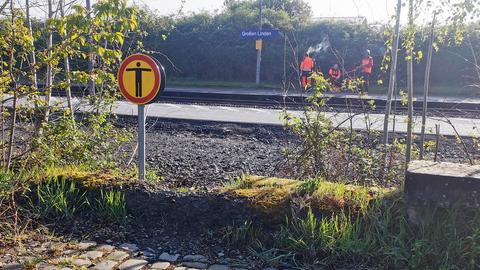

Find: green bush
0;170;17;200
31;113;132;170
282;72;405;185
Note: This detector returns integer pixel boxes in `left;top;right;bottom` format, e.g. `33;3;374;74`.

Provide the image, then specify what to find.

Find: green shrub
35;177;88;218
32;113;132;170
94;190;127;222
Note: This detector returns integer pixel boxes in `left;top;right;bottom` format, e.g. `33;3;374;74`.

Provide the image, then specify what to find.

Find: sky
134;0;398;23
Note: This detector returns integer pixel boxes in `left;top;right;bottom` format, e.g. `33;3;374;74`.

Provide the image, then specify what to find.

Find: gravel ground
119;117;479;189
122;118;296;188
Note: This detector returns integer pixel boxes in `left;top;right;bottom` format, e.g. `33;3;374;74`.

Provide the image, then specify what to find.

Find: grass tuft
94;190;128;222
34;177;89;218
222;220;262;248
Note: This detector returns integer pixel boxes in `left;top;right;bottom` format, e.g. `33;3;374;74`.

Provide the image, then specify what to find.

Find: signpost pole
138;104;146;181
118;53;165;182
255;0;262;85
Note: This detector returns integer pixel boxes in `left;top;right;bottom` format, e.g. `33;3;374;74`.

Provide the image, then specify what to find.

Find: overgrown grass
270;194;480;269
42;165;135;188
94;190;127;222
226;175;480;269
31;175;128;222
34;177;89;218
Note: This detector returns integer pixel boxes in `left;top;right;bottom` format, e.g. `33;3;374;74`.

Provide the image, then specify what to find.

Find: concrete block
405;161;480;208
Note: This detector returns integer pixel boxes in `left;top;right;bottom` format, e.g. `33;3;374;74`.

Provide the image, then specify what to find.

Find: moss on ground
40;166;136;188
222;175;394;220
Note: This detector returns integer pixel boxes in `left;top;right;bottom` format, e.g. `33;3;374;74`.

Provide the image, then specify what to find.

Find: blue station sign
241;29;280;39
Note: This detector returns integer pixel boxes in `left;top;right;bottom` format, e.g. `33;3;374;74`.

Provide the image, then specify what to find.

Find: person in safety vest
360;49;373;92
328;64;342;88
300;53;315;89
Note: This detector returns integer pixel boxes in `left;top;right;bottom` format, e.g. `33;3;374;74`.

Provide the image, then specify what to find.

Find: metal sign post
117;53;166;181
240;26;280;86
256;40;262;85
138;104;146;181
256;0;262;85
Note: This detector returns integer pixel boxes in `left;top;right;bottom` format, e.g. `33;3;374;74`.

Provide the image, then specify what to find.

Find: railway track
50;85;480;117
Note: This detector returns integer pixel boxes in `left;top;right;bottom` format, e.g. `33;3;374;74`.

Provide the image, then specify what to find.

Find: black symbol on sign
126;62;152;97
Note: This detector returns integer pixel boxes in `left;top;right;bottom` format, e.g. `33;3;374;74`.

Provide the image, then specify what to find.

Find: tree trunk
25;0;43;137
419;15;436;160
86;0;95;99
60;0;74;118
44;0;53;123
382;0;402;146
25;0;37;91
406;0;414;165
6;0;16;170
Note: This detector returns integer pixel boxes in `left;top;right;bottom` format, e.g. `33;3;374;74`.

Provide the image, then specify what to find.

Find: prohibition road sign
118;53;166;104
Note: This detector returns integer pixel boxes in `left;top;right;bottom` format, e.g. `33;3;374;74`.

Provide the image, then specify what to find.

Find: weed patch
30;175;129;223
225;176;480;269
34;177;89;219
94;190;127;222
222;220;262;248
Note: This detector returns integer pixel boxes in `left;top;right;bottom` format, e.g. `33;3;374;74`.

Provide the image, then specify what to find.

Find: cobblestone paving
1;240;281;270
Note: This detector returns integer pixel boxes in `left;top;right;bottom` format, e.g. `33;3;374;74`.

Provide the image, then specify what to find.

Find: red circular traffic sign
117;53;165;104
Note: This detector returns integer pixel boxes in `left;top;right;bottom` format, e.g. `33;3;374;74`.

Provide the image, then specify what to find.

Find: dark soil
50;187;272;261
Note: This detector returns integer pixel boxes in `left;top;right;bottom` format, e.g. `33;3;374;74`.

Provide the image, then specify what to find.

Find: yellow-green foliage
223;175;393;219
41;165;136;188
310;181;385;214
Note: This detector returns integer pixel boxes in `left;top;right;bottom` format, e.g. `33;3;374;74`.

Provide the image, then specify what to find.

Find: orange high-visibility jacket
300;57;314;71
329;68;341;79
361;57;373;74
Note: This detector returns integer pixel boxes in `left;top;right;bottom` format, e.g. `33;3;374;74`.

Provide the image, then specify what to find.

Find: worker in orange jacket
328;64;342;88
360;49;373;92
300;53;315;89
